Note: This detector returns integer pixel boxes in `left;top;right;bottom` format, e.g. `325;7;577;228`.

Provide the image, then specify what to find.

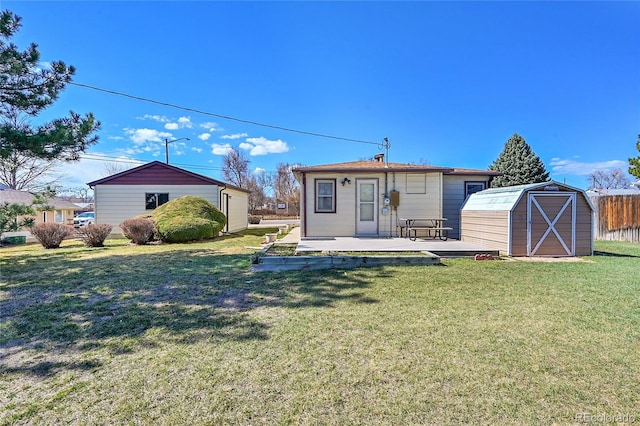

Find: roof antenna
378;137;390;168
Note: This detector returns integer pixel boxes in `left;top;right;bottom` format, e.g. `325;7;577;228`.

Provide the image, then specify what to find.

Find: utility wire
79;153;275;174
69;82;381;146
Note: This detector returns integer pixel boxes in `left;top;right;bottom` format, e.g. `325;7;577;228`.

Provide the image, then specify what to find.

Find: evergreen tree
0;10;100;160
628;134;640;179
489;133;549;188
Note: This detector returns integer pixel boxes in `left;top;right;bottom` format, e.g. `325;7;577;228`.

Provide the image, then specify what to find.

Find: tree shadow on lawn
1;249;377;378
593;250;640;258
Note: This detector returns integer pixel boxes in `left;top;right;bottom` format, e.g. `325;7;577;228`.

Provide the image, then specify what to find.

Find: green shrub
75;223;113;247
30;223;73;249
150;196;226;243
120;218;156;245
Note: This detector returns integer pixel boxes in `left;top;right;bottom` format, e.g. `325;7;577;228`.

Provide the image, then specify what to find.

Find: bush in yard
248;215;262;224
30;223;73;249
150;196;226;243
75;223;113;247
120;218;156;245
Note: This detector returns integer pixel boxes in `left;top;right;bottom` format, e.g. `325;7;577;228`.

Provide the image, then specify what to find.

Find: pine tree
628;134;640;179
0;10;100;160
489;133;549;188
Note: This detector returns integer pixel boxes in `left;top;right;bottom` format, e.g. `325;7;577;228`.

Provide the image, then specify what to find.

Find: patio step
252;252;441;271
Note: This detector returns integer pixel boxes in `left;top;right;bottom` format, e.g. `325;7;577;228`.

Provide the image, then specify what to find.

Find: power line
69;81;382;146
78;153;277;174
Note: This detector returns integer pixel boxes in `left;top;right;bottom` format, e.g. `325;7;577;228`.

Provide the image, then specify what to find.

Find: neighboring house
292;154;499;238
586;187;640;196
0;188;77;229
87;161;249;234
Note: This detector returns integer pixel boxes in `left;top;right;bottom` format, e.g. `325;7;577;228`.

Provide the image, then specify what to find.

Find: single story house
87;161;249;235
0;188;78;234
461;181;594;256
292;154;500;239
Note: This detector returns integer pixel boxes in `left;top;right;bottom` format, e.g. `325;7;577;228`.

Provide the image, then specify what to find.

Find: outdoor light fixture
165;137;190;164
341;177;352;186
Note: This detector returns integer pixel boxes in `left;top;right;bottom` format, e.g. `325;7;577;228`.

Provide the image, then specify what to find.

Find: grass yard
1;232;639;425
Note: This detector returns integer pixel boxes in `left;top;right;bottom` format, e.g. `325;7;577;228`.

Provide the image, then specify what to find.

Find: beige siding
35;209;75;226
302;172;442;237
461;210;510;252
95;184;220;233
302;173;357;237
222;187;248;233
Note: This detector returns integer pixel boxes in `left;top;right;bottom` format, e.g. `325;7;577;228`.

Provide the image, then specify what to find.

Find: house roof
586;187;640;196
87;161;249;193
461;181;594;212
292;159;501;176
0;189;78;209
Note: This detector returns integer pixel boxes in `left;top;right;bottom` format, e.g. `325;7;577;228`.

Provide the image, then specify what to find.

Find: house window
315;179;336;213
146;193;169;210
465;182;486;198
54;210;64;223
42;211;47;222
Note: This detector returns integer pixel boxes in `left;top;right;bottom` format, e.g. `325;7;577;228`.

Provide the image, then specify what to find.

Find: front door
527;192;576;256
356;179;378;235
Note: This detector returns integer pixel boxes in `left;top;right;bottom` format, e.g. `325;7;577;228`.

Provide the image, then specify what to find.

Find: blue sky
4;1;639;190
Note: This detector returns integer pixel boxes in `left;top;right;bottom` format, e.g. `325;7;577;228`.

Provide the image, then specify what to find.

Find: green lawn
1;233;639;425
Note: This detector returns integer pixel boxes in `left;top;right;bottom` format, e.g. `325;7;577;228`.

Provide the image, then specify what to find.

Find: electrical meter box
390;190;400;207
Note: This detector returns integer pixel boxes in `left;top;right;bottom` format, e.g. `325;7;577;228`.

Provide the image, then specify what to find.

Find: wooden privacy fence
590;194;640;242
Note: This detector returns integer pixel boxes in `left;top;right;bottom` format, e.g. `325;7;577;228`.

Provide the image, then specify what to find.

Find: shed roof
462;181;594;212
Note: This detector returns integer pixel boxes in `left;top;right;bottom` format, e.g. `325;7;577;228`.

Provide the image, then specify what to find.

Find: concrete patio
277;226;499;257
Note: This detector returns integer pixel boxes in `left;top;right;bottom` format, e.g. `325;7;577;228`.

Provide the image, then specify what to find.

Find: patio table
399;217;452;241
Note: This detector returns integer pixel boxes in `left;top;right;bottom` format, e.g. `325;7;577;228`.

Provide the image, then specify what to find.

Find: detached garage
461;181;594;256
88;161;249;235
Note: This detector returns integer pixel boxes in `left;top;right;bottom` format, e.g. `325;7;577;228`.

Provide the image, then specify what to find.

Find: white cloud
163;116;193;131
198;133;211;141
58;153;145;189
253;167;266;174
108;135;124;140
124;128;173;145
138;114;170;123
211;143;234;155
220;133;248;140
240;136;289;156
200;122;219;132
192;147;203;153
178;117;193;128
549;157;628;176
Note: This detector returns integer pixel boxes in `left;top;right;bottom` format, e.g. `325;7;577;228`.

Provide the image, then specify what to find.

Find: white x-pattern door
527;192;576;256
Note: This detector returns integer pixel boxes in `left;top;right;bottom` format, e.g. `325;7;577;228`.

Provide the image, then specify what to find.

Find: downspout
301;172;307;238
384;171;389;237
219;183;228;233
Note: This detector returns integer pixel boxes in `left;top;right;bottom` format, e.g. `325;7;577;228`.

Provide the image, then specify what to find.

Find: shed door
356;179;378;235
527;192;576;256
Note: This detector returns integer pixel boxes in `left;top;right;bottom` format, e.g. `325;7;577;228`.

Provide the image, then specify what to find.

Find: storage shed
461;181;594;256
